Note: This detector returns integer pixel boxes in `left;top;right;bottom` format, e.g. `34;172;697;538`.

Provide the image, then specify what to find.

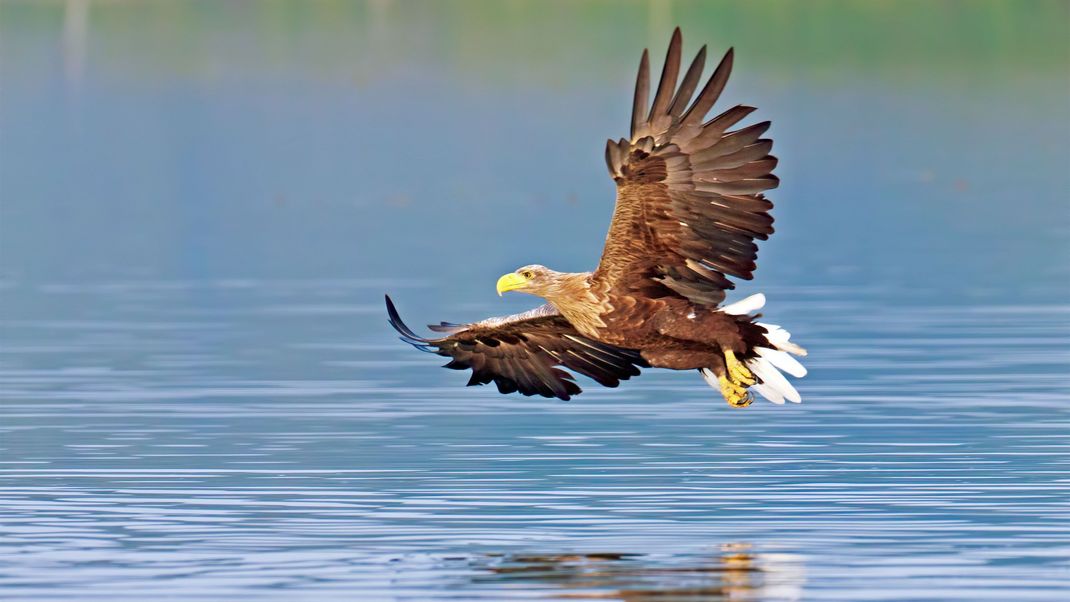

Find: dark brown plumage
386;297;646;401
387;28;807;406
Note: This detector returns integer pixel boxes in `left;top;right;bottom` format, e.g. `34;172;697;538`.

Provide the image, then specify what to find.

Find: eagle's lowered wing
385;295;646;400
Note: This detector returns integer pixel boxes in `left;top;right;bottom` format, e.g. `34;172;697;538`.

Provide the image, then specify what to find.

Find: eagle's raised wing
596;28;778;306
385;296;646;400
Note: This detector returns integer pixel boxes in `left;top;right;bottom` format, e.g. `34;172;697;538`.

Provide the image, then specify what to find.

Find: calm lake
2;2;1069;600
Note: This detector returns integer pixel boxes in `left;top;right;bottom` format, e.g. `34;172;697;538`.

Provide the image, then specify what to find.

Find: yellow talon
718;375;753;408
718;349;755;407
724;349;755;386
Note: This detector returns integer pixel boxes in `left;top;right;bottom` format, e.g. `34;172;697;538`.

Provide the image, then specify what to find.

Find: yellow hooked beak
496;272;528;296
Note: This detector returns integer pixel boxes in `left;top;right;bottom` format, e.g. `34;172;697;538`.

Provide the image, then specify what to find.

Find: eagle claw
718;375;753;407
720;349;755;407
724;349;755;385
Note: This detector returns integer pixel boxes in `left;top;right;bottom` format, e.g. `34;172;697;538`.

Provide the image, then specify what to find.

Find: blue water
2;2;1069;600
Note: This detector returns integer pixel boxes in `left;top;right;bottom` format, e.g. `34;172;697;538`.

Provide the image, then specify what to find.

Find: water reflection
476;545;804;601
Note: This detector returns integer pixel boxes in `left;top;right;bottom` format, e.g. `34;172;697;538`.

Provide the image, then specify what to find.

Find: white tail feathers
705;293;808;405
756;347;807;378
700;367;720;389
757;321;808;357
720;293;766;316
747;352;801;404
746;319;807;404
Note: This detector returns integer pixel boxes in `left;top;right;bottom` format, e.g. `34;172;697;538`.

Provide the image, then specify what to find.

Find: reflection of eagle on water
387;28;807;407
477;545;806;601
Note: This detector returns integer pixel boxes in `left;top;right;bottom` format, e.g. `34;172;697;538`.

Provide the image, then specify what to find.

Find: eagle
386;28;807;407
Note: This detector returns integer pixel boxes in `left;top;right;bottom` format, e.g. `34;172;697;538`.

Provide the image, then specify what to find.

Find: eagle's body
513;270;758;361
386;29;807;407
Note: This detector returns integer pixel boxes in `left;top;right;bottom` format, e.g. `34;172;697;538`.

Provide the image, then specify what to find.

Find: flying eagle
386;29;807;407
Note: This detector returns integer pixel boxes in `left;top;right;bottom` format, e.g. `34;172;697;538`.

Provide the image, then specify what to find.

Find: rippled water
2;1;1069;600
2;280;1068;600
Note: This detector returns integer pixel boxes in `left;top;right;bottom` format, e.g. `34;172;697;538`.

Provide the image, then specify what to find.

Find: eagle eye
521;270;534;280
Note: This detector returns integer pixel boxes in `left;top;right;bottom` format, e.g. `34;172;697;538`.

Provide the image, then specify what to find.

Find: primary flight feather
386;28;806;407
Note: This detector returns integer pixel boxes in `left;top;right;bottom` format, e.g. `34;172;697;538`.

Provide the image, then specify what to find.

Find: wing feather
630;50;650;139
681;47;733;127
668;45;706;118
385;295;646;400
646;28;682;130
598;28;779;306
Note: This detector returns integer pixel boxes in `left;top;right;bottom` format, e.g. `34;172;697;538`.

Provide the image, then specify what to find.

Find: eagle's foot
718;375;753;408
723;349;755;386
718;350;754;407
